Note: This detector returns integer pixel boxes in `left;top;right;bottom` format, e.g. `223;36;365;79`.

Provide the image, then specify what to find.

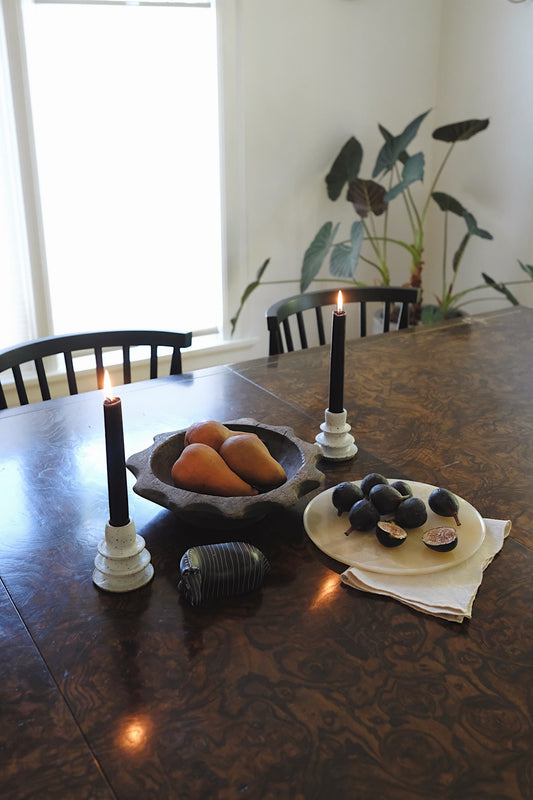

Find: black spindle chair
0;329;192;409
266;286;419;355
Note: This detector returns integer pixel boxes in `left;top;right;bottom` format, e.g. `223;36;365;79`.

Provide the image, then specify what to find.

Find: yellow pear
171;443;258;497
184;420;254;451
219;434;286;491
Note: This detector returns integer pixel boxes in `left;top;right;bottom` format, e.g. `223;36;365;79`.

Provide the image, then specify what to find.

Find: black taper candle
103;395;130;527
328;300;346;413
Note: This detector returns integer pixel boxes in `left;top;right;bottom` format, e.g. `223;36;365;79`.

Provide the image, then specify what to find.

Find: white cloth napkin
340;519;511;623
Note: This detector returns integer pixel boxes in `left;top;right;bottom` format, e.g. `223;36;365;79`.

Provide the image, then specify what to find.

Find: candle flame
337;290;343;313
103;369;113;400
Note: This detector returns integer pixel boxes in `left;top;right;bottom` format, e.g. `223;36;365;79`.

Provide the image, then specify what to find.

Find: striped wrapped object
179;541;270;606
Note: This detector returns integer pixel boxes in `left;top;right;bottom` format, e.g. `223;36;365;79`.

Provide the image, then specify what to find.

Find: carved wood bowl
126;418;324;529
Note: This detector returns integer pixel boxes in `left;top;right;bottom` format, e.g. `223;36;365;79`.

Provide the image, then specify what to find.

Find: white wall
426;0;533;312
223;0;533;359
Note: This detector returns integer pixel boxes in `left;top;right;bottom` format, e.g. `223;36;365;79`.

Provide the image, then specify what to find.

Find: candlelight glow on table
92;371;154;592
316;291;357;460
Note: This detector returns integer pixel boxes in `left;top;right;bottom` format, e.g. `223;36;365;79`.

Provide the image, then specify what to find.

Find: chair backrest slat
266;286;419;356
383;302;391;333
0;329;192;409
296;312;308;350
35;358;51;401
13;364;29;405
169;347;182;376
64;352;78;395
359;302;367;337
316;308;326;345
123;345;132;384
150;345;158;379
282;320;294;353
94;346;104;390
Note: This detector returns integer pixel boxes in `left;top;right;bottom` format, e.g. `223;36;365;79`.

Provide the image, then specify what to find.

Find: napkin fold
340;519;511;623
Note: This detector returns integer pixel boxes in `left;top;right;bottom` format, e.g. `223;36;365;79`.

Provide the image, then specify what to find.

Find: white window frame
1;0;250;366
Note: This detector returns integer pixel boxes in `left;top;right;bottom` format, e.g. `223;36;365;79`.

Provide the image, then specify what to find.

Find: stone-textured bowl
126;418;324;529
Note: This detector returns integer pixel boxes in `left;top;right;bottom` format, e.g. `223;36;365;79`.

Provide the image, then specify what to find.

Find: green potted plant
231;110;515;333
301;110;499;322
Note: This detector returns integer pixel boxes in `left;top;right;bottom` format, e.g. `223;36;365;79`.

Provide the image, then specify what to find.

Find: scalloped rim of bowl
126;418;325;527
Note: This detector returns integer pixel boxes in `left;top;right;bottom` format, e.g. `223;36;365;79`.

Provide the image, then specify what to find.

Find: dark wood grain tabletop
1;308;532;800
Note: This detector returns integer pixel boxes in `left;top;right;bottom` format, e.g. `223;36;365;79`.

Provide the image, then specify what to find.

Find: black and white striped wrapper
179;541;270;606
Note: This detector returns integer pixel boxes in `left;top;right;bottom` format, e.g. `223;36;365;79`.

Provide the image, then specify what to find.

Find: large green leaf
378;124;410;166
372;110;430;177
432;118;489;143
432;191;465;216
432;192;492;239
230;258;271;335
483;272;520;305
463;211;492;240
347;178;387;218
421;304;445;323
301;222;340;292
325;137;363;201
385;152;425;202
329;221;364;279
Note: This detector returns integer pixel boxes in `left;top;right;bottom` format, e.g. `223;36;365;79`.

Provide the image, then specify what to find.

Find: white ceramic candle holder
93;519;154;593
315;409;358;461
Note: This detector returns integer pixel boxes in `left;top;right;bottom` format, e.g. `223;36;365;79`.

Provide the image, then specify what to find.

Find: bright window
2;0;223;345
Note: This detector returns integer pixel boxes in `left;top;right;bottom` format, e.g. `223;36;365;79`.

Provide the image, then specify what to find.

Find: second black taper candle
328;292;346;413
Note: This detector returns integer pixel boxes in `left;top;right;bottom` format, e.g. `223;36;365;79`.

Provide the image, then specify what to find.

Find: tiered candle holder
93;519;153;593
316;409;358;461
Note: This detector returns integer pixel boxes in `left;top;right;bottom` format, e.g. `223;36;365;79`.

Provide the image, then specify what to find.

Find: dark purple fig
332;482;364;516
422;526;458;552
428;487;461;526
375;520;407;548
344;498;380;535
391;480;413;498
360;472;389;498
395;496;428;529
369;483;406;515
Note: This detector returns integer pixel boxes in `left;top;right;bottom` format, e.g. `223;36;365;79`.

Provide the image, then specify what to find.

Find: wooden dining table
1;306;532;800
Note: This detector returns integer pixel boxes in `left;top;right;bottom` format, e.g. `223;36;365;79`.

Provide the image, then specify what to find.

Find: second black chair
266;286;419;355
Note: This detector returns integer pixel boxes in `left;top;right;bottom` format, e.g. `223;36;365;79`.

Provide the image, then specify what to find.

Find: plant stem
421;141;455;223
441;213;448;304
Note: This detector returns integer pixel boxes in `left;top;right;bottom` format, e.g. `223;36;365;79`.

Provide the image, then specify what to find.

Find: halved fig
422;526;458;552
375;520;407;548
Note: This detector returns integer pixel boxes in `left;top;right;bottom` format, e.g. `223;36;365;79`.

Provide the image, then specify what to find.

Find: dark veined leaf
432;191;465;216
432;118;489;143
452;233;470;273
482;272;520;306
463;211;493;240
325;137;363;201
347;178;387;218
329;221;365;279
230;258;271;335
372;110;430;177
432;192;492;239
518;260;533;280
301;222;340;292
385;152;425;202
378;124;410;166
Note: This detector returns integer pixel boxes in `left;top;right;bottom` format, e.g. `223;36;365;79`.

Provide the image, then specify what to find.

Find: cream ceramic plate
303;479;485;575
